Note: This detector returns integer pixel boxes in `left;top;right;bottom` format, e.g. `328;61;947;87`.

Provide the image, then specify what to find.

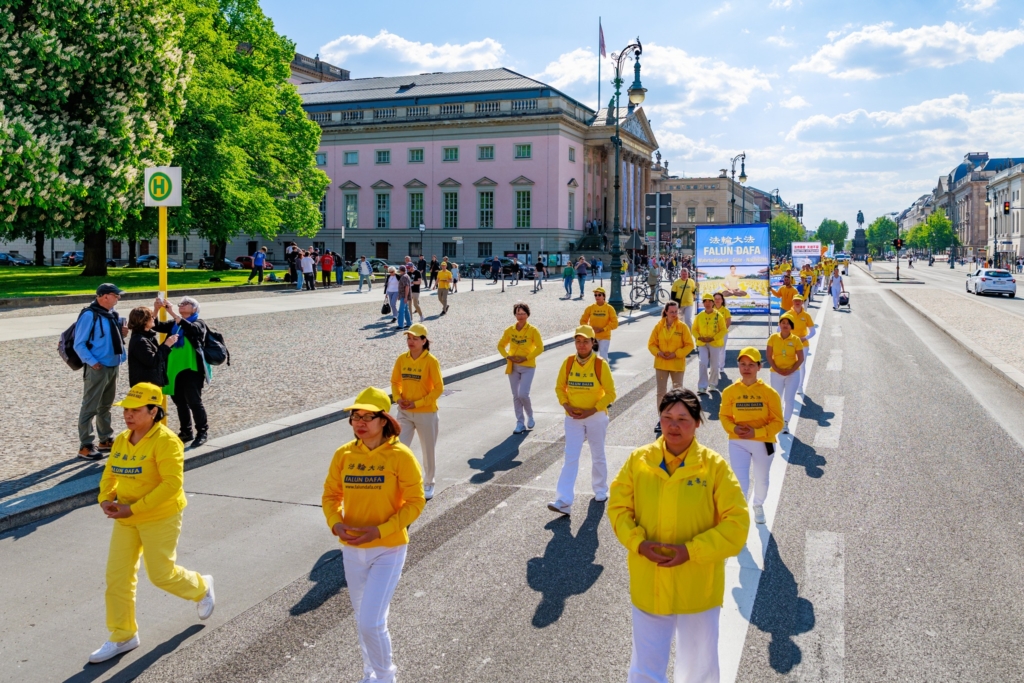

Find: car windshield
985;270;1011;277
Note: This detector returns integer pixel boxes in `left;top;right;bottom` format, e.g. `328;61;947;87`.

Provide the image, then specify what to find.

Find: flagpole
597;17;602;114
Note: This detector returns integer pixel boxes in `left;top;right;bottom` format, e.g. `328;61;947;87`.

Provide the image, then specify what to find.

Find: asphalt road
3;275;1023;682
867;260;1023;318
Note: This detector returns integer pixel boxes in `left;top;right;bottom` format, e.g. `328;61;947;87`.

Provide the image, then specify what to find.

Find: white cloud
320;30;506;74
780;95;810;108
959;0;997;10
792;22;1024;79
767;36;794;47
712;2;732;18
533;48;599;90
770;0;794;8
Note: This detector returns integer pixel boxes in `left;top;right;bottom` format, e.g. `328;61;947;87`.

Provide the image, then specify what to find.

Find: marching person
713;292;732;380
548;325;617;516
789;295;816;389
391;324;443;500
720;347;784;525
436;261;452;315
322;387;424;683
579;287;619;361
829;266;846;310
89;382;214;664
648;301;695;434
692;293;727;395
767;314;804;433
770;274;798;313
608;388;749;683
75;283;129;460
157;297;211;448
497;302;545;434
669;268;698;328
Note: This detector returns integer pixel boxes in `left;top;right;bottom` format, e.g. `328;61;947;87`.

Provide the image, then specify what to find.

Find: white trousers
680;304;694;329
557;411;609;505
697;346;725;390
769;370;801;424
628;605;721;683
397;409;438;486
508;365;535;423
728;439;773;507
342;544;408;683
598;338;611;361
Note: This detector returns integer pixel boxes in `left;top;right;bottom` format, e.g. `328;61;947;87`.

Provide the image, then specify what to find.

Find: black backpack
58;308;97;371
203;324;230;366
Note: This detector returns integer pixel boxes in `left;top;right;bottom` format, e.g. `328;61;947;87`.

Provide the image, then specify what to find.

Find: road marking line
827;349;843;371
813;396;844;449
793;531;845;682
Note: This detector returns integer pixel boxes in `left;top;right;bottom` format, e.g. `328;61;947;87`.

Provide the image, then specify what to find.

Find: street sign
144;167;181;207
452;236;463;242
675;238;682;249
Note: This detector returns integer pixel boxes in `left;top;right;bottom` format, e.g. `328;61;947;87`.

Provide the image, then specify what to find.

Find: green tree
815;218;849;252
906;223;929;250
865;216;898;255
771;213;804;255
0;0;190;276
925;210;956;253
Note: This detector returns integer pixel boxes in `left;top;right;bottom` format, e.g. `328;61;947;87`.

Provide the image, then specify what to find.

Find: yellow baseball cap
593;287;606;294
738;346;762;363
404;323;428;337
792;294;805;301
702;292;715;301
574;324;596;339
344;387;401;434
779;312;798;327
114;383;164;409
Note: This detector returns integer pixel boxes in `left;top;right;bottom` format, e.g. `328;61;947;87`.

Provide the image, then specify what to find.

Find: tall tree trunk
211;240;228;270
34;230;45;266
128;239;137;268
82;229;108;277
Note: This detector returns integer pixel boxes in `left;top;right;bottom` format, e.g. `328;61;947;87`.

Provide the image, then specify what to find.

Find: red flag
599;20;607;58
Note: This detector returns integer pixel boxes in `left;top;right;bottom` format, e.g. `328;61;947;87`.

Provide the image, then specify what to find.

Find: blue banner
694;224;772;315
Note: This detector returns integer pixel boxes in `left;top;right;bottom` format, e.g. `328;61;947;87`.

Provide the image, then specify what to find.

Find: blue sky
261;0;1024;230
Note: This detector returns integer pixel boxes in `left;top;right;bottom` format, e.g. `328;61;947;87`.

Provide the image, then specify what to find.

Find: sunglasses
350;412;383;423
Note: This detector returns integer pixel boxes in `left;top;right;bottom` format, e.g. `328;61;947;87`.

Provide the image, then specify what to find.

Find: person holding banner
770;274;798;313
692;294;728;395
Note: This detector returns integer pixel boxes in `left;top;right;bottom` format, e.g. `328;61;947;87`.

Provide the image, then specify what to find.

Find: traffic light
892;238;904;249
1005;201;1011;215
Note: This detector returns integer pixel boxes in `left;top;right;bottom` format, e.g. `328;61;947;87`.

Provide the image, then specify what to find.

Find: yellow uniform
771;284;798;311
580;303;619;340
555;353;616;411
691;309;728;347
715;304;731;327
720;379;784;442
390;351;444;412
321;436;425;548
436;270;452;290
497;322;544;373
98;423;206;643
608;437;749;614
767;333;802;371
790;310;815;347
648;319;695;372
670;278;697;307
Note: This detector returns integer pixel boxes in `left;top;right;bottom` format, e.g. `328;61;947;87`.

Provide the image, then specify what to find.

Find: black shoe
78;445;103;460
177;431;195;443
191;431;208;448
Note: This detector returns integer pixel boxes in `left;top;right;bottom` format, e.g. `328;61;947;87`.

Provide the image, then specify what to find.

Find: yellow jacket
720;379;784;442
98;423;187;525
670;278;697;307
580;303;619;340
497;322;544;373
714;304;731;327
648;318;695;372
790;309;815;347
692;309;728;347
772;284;798;311
391;350;444;412
608;437;749;615
555;353;616;412
767;332;802;371
436;270;452;290
322;437;425;548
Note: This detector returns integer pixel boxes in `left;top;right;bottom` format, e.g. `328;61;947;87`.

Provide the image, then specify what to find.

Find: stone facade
986;163;1024;262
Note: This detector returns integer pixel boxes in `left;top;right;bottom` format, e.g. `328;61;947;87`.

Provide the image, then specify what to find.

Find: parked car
61;251;85;266
967;268;1016;297
368;258;405;274
197;258;242;270
135;254;184;269
0;252;33;266
476;257;537;279
235;255;275;270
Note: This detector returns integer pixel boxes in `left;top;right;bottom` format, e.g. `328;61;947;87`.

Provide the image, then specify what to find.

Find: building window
315;153;327;166
477;101;501;113
341;111;364;121
409;192;424;228
706;207;715;222
319;195;327;229
309;112;331;124
512;99;537;111
478;191;494;228
408;106;429;117
376;150;390;164
478;145;494;160
687;207;696;222
376;193;390;229
344;151;358;165
374;108;396;119
345;194;358;228
515;143;532;159
168;240;179;255
569;147;576;162
515;242;530;252
409;241;422;257
568;192;575;229
443;191;459;228
442;242;457;258
478;242;493;257
516;190;532;228
440;103;464;115
443;147;459;162
408;148;424;163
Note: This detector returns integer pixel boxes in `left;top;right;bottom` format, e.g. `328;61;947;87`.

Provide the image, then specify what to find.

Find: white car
966;268;1016;297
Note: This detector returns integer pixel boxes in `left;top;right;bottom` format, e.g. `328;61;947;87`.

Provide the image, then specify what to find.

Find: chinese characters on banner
694;224;771;314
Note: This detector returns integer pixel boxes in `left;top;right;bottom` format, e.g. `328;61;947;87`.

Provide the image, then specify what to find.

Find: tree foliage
814;218;849;252
905;210;957;253
865;216;898;255
0;0;190;275
771;213;804;254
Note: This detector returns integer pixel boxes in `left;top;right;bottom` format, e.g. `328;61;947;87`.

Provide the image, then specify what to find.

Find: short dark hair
421;337;430;351
513;302;531;316
128;306;153;332
350;412;399;440
145;404;166;422
658;388;703;425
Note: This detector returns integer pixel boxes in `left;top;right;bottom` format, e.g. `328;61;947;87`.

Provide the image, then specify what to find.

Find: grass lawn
0;266;362;298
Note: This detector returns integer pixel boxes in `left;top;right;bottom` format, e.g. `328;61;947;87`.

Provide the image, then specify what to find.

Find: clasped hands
638;540;690;568
397;398;416;410
733;424;756;439
563;403;597;420
332;523;382;546
101;500;133;519
657;351;677;360
507;355;527;364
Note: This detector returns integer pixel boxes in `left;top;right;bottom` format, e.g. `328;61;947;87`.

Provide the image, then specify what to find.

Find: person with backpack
73;283;129;460
156;297;211;448
548;325;617;516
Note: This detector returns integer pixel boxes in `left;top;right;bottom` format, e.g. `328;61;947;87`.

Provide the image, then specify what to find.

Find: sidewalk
854;260;924;283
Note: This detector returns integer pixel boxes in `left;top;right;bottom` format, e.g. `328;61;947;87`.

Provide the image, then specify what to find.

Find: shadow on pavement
466;433;528;484
0;457;103;501
744;535;814;674
699;389;723;422
0;508;75;540
798;396;835;427
63;624;204;683
290;549;345;616
607;351;631;367
526;499;605;628
787;437;827;479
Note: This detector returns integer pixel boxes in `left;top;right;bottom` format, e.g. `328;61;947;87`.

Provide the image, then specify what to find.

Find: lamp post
419;223;426;264
607;37;646;312
730;152;747;223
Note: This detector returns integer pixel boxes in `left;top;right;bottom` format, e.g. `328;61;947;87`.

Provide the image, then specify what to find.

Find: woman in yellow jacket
609;388;749;682
497;302;544;434
720;347;784;526
548;325;617;516
713;292;732;381
391;323;443;500
767;313;804;434
579;286;618;361
692;293;728;394
89;383;214;664
322;387;425;683
648;301;695;433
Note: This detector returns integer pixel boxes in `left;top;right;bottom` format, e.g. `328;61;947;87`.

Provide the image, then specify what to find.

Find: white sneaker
526;416;535;430
197;575;215;620
513;422;526;434
89;634;140;663
594;493;608;503
424;484;435;500
546;501;571;516
753;505;766;525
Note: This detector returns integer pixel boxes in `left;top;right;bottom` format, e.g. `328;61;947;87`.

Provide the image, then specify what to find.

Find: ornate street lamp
730;152;747;223
607;37;645;312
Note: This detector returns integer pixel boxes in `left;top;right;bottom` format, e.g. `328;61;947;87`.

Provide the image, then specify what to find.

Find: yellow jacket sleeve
414;356;444;409
375;452;426;539
685;457;750;564
98;461;117;504
129;440;185;516
497;327;512;358
579;305;592;326
711;313;728;345
608;453;647;553
595;359;617;411
680;325;696;358
526;328;544;363
321;453;345;530
390;357;403;400
606;308;619;332
554;358;570;405
753;388;785;441
719;392;738;438
647;324;662;358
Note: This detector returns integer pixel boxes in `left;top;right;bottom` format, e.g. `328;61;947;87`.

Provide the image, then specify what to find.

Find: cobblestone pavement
0;287;287;320
0;277;641;499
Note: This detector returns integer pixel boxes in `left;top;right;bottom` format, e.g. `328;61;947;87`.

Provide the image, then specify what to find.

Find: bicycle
628;278;668;306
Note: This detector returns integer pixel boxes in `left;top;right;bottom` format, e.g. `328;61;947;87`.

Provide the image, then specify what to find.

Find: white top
300;256;314;273
358;260;372;275
386;275;399;293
